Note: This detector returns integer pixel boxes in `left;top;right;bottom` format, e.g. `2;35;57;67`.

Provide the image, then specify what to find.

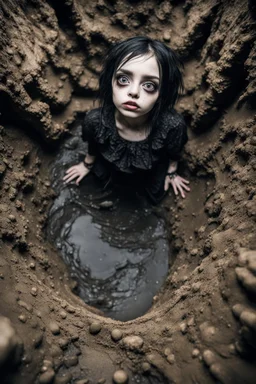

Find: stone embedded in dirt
164;347;171;356
0;316;22;367
49;321;60;335
111;329;123;342
192;282;201;292
141;362;151;373
33;332;44;348
113;370;129;384
31;287;38;296
59;310;67;319
192;348;200;358
63;355;78;367
97;378;106;384
50;344;63;358
191;248;199;256
54;372;73;384
166;354;175;364
122;335;144;352
29;262;36;269
38;369;55;384
89;322;102;335
180;322;187;334
8;214;16;222
18;314;27;323
18;300;33;313
75;380;89;384
58;337;69;350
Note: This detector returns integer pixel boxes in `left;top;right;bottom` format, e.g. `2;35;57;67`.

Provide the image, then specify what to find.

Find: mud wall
0;1;256;384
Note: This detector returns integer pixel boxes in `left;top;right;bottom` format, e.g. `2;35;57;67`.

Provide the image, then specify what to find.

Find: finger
76;174;84;185
63;173;79;184
177;185;185;199
179;177;190;184
164;177;169;191
65;166;77;174
171;181;178;196
63;169;79;180
179;182;191;191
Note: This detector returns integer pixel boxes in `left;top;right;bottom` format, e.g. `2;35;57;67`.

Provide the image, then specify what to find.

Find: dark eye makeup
115;74;159;93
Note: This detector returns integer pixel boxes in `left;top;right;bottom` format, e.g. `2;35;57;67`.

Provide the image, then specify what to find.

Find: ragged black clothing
81;106;187;204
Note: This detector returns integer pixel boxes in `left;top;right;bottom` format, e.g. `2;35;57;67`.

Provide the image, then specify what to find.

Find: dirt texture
0;0;256;383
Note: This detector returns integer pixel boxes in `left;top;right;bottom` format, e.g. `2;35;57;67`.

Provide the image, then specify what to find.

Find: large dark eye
142;82;158;92
116;75;130;85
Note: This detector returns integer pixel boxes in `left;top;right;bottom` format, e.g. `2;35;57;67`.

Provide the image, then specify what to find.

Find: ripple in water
47;124;170;321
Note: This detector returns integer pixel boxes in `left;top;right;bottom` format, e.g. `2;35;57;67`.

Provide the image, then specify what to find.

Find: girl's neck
114;109;150;131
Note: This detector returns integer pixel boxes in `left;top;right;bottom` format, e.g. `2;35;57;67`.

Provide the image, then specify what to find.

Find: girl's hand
164;174;190;199
63;162;90;185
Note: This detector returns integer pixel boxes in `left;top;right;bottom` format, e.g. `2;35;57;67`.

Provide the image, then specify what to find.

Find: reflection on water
47;124;170;321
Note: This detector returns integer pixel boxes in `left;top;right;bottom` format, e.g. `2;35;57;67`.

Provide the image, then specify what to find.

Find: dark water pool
47;124;170;321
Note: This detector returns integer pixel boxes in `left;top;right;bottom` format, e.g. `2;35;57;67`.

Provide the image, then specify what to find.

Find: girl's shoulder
159;109;186;131
84;107;102;125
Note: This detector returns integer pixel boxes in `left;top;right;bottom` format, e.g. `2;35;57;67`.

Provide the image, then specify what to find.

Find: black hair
98;36;184;127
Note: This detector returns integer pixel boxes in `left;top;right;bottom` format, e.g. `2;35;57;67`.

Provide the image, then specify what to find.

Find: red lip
123;101;139;107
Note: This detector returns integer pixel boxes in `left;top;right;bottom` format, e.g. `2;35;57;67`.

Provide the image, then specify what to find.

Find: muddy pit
0;0;256;383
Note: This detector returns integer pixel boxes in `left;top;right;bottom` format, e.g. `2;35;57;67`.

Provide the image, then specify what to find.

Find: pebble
29;262;36;269
58;337;69;349
54;372;73;384
89;322;102;335
111;329;123;342
163;31;171;42
191;248;198;256
60;310;67;319
166;354;175;364
141;362;151;373
8;214;16;222
164;347;171;356
63;355;78;367
75;380;89;384
18;314;27;323
113;370;129;384
31;287;38;296
49;322;60;335
38;369;55;384
192;348;200;358
98;379;106;384
180;322;187;334
192;282;201;293
122;335;144;351
18;300;33;313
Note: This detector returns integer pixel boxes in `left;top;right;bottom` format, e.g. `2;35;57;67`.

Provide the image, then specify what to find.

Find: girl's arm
164;160;190;199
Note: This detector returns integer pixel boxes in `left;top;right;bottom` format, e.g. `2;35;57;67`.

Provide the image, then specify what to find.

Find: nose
128;83;140;99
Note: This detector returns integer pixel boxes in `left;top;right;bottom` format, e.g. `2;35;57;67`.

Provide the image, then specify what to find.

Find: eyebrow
116;69;160;81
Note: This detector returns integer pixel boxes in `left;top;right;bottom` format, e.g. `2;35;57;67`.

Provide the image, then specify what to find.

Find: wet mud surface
0;1;256;384
47;126;169;321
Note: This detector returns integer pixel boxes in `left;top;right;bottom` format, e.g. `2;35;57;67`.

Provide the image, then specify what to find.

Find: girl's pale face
112;53;160;123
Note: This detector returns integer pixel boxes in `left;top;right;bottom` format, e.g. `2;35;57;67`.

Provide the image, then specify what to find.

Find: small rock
38;369;55;384
49;322;60;335
164;347;171;356
29;262;36;269
18;314;27;323
31;287;38;296
75;380;89;384
192;282;201;293
111;329;123;342
166;354;175;364
58;338;69;350
122;335;144;352
60;310;67;319
141;362;151;373
89;322;102;335
192;348;200;358
191;248;198;256
98;379;106;384
8;214;16;222
113;370;129;384
64;355;78;368
180;322;187;334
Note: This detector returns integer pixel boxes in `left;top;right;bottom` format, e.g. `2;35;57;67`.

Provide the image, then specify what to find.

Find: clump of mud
0;1;256;383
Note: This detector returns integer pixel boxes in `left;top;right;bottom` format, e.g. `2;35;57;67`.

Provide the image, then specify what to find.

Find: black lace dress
82;106;187;204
